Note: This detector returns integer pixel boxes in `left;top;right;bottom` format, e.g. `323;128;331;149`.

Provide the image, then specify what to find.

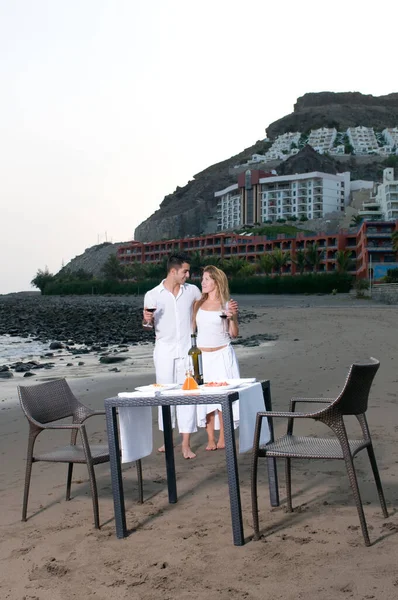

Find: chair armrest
256;409;324;420
289;397;334;411
80;410;106;423
41;423;83;430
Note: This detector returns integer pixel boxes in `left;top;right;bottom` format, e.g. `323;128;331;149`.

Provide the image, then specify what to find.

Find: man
143;253;201;459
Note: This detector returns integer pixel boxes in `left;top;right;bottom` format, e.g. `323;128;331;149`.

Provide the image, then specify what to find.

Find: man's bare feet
182;447;196;459
206;441;217;451
158;445;165;452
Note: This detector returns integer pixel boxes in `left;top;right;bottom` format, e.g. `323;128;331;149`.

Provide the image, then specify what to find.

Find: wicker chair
251;358;388;546
18;378;143;529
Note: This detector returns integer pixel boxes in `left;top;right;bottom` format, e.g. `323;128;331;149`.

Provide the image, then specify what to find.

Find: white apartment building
215;183;242;230
382;127;398;151
371;168;398;221
264;132;301;161
346;126;379;154
307;127;337;153
260;172;350;222
216;171;350;229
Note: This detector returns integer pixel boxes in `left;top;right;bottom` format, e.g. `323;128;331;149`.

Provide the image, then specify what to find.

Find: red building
117;221;398;280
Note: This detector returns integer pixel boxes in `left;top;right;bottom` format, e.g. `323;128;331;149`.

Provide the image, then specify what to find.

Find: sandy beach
1;295;397;600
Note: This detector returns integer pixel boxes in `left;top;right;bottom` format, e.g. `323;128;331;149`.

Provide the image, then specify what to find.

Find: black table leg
105;405;127;538
262;382;279;507
222;395;244;546
162;405;177;504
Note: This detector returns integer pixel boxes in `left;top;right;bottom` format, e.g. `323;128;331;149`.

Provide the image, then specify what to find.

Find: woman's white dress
196;308;240;430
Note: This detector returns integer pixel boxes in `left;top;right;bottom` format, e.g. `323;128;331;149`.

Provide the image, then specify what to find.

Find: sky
0;0;395;294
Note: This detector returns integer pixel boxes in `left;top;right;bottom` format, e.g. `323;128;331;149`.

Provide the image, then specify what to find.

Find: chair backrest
332;357;380;416
18;378;82;425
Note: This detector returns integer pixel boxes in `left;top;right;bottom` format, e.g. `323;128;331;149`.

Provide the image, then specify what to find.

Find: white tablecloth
117;382;270;463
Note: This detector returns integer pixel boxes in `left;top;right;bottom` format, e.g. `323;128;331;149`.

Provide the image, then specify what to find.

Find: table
105;380;279;546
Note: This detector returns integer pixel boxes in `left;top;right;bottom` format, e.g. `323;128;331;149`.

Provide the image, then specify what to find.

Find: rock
49;342;63;350
108;367;121;372
0;371;13;379
77;361;85;366
23;372;34;377
99;356;128;364
0;365;10;372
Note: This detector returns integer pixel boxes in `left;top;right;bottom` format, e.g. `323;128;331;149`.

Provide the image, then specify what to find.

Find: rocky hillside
134;92;397;242
59;242;122;277
267;92;398;138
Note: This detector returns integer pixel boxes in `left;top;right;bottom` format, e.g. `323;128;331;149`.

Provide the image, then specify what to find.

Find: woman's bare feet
182;446;196;459
158;445;165;452
216;435;225;450
206;440;217;451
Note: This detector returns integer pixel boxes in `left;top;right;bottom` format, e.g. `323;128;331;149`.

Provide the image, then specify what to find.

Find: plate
202;382;237;391
135;383;179;392
225;378;257;387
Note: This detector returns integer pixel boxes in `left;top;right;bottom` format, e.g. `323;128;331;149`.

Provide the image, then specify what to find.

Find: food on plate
204;381;229;387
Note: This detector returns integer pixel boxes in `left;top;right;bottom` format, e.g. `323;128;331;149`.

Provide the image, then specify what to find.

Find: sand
0;295;397;600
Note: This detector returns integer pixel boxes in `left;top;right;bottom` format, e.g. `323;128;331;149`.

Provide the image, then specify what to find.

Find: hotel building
118;221;398;281
370;168;398;221
215;170;350;230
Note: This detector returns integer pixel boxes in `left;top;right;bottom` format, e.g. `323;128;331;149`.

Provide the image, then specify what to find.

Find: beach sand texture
1;298;397;600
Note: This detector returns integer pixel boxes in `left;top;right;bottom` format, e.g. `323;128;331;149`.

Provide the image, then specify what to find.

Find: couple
143;253;240;459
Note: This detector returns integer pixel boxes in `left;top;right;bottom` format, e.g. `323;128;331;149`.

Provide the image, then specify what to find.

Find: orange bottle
182;370;199;390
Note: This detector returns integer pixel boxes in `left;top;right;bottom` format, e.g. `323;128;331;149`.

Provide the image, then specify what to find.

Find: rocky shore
0;294;270;380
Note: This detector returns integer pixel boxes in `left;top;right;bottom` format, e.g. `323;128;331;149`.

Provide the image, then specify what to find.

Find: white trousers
154;348;197;434
197;344;240;430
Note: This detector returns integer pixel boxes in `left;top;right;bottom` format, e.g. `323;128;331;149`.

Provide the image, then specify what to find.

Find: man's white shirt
144;281;201;358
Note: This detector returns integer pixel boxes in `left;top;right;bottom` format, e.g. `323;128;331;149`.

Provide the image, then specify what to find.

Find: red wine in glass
143;306;156;328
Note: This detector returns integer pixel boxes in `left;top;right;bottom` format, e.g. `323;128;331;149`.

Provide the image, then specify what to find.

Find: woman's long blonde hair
192;265;230;330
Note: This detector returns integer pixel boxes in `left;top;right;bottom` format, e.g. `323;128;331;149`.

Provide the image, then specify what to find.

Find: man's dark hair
167;253;190;273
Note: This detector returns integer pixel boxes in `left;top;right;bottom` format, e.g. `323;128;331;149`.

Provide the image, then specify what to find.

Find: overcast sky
0;0;395;294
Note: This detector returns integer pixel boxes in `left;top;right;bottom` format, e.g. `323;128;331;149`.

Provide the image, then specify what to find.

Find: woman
193;265;240;450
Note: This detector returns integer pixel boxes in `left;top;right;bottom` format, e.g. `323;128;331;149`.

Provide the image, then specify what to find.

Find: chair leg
285;458;293;512
251;453;260;540
366;445;388;518
22;432;39;522
135;460;143;504
85;461;100;529
66;463;73;501
343;452;371;546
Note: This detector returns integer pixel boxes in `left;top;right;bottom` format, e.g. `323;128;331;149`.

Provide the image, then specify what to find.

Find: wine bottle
188;334;203;385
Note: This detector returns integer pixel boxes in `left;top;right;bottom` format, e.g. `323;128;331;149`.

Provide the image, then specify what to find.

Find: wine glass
143;301;157;328
220;301;229;333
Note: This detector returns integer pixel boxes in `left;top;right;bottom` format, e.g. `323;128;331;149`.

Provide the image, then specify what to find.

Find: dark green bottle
188;334;203;385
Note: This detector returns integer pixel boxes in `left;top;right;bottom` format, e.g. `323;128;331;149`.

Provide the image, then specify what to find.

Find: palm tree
335;249;354;273
255;253;273;275
305;243;323;273
291;249;306;275
221;257;246;277
350;214;362;227
271;248;290;275
187;251;203;278
202;254;221;268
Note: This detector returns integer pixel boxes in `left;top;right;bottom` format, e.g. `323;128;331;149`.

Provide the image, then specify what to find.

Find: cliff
267;91;398;138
